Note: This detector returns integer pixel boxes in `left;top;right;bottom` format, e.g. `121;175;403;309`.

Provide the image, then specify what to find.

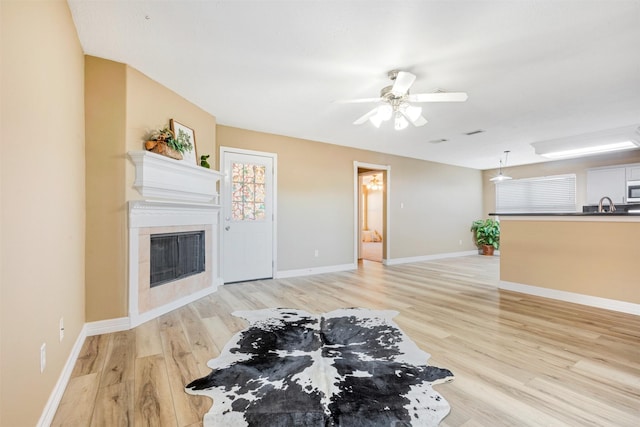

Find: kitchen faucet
598;196;616;213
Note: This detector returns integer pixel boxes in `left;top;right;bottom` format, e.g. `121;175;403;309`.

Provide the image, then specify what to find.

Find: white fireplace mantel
128;199;221;228
128;150;223;203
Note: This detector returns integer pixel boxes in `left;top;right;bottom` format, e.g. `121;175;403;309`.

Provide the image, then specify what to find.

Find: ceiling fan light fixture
344;69;468;131
403;104;422;122
377;104;393;121
394;113;408;130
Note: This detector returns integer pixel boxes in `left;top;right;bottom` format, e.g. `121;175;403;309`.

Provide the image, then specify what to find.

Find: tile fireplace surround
128;151;222;327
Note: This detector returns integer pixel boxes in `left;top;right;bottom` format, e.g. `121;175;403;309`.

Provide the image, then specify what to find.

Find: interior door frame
220;146;278;281
354;161;391;264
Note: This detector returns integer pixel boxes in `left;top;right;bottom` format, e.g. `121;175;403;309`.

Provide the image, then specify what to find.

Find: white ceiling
68;0;640;170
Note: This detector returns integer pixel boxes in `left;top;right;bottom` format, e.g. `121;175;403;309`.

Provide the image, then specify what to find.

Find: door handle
225;226;230;231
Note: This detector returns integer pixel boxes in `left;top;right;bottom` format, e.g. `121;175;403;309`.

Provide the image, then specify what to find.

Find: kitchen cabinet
626;165;640;180
586;167;626;204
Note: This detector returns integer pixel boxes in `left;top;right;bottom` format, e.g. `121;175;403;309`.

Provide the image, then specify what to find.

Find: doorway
354;162;390;264
220;147;277;283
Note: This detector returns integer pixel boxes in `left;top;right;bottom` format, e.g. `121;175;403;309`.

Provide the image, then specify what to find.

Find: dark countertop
490;212;640;216
490;203;640;216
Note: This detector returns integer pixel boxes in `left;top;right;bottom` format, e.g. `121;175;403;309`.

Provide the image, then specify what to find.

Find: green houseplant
470;218;500;256
144;126;193;160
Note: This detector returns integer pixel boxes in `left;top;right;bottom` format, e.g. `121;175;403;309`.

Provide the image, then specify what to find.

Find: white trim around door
354;161;391;265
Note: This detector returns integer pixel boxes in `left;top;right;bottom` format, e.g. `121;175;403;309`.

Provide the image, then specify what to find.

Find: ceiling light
490;151;512;182
394;113;408;130
531;125;640;160
403;104;422;122
490;172;512;182
377;104;393;121
536;141;638;159
344;70;465;131
366;174;383;191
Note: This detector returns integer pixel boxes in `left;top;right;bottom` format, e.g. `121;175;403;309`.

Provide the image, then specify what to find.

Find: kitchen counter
491;212;640;216
494;215;639;314
490;213;640;224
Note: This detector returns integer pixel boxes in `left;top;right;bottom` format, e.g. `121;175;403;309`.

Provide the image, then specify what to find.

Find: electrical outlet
40;343;46;373
314;249;319;257
59;317;64;342
459;239;463;246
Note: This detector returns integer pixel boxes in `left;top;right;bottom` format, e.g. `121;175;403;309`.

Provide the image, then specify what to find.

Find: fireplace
150;231;206;287
133;222;214;321
128;151;222;327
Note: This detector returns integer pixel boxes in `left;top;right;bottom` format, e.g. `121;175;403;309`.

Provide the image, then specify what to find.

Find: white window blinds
495;174;577;213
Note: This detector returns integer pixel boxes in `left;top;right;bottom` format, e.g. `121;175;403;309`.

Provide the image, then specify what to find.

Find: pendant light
490;150;512;182
366;174;383;190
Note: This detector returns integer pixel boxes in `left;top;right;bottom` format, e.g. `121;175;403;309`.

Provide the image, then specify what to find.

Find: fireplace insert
150;231;205;287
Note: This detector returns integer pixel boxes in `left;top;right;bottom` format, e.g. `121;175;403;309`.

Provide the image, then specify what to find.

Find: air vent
428;138;448;144
464;129;485;136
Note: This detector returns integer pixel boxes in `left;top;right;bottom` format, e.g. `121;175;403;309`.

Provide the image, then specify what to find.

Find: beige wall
85;56;127;321
217;126;483;270
84;57;217;321
501;219;640;304
125;66;217;201
482;150;640;216
1;1;86;425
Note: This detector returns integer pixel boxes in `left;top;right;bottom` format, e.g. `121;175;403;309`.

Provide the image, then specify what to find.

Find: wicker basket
144;140;183;160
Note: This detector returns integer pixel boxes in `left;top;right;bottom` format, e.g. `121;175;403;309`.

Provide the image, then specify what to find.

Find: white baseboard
85;316;131;336
275;251;480;276
499;280;640;316
383;250;479;266
37;323;88;427
276;263;357;279
38;283;221;425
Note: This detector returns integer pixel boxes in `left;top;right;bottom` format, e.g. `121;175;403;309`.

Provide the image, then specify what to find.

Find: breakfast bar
491;213;640;314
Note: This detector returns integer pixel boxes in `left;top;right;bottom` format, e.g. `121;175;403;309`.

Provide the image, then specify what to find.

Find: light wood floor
361;241;383;262
52;256;640;426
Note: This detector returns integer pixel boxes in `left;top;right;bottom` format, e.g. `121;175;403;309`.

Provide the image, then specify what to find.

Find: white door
221;149;275;283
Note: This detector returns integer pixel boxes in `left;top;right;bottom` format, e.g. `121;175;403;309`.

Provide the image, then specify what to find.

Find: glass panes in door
231;162;266;221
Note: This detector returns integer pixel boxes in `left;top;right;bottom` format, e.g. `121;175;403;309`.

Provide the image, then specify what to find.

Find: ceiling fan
338;70;468;130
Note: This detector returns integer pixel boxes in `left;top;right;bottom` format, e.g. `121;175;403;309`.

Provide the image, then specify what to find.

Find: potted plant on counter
470;218;500;256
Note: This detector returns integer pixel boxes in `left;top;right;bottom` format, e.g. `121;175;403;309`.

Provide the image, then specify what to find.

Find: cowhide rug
185;308;454;426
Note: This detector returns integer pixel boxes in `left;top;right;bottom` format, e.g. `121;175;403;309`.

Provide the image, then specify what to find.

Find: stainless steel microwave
628;180;640;203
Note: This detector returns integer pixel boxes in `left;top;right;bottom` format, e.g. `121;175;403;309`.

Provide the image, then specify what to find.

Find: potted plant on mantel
144;126;193;160
470;218;500;256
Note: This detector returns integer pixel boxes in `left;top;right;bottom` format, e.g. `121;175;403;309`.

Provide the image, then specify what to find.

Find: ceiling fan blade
400;110;428;127
406;92;468;102
391;71;416;96
333;97;382;104
411;115;428;127
353;107;379;125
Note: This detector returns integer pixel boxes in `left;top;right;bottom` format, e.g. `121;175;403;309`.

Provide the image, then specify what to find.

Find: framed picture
170;119;197;165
